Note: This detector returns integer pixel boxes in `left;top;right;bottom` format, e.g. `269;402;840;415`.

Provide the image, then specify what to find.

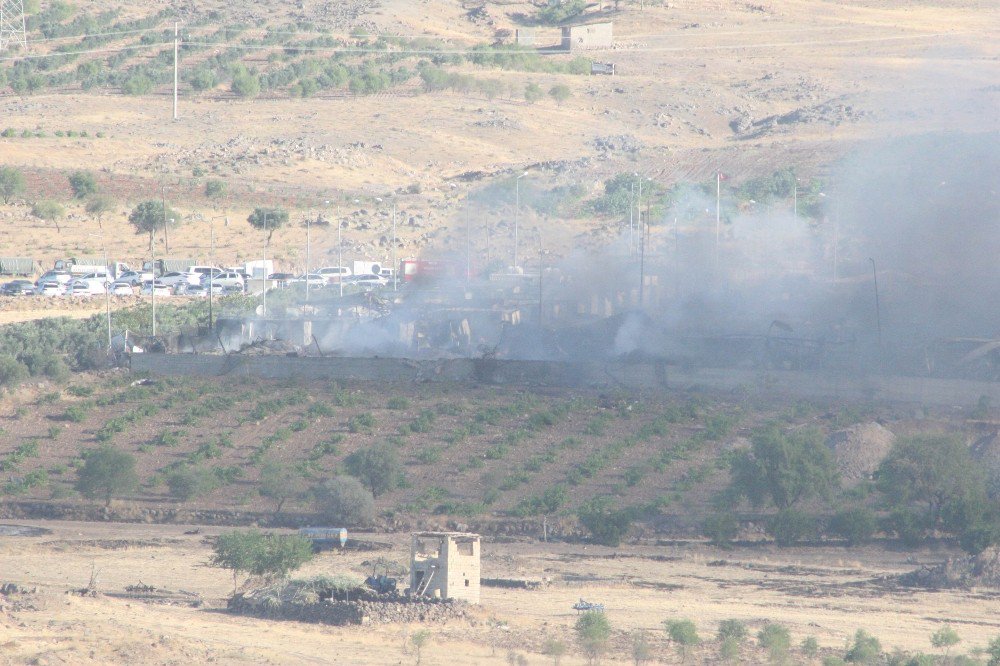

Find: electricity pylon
0;0;27;52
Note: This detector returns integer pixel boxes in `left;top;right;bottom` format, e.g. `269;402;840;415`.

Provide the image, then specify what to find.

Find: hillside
0;369;963;533
0;0;996;272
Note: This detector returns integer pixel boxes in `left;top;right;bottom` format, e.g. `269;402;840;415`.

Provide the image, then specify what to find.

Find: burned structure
409;532;480;604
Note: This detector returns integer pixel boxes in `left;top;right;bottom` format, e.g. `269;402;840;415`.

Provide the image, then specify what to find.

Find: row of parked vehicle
0;263;395;298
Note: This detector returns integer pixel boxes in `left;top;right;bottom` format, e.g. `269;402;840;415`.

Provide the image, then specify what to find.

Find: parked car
158;271;200;287
291;273;327;288
203;282;224;296
115;270;151;286
141;280;172;296
109;281;134;296
1;280;35;295
317;266;351;283
66;281;102;297
37;282;65;296
267;272;296;287
188;266;224;282
204;271;244;289
35;270;73;288
221;284;245;296
346;274;389;288
175;283;206;297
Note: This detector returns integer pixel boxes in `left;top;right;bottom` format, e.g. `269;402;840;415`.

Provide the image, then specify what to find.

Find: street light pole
870;257;882;362
392;202;398;292
514;172;527;271
338;210;344;298
305;212;311;303
261;211;268;316
173;22;179;121
160;186;170;254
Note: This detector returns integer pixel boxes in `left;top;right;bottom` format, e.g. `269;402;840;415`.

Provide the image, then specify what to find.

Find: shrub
523;82;543;103
802;636;819;657
0;166;26;203
68;170;98;199
211;530;314;593
122;73;154;95
313;475;376;526
631;630;653;665
987;635;1000;666
578;497;633;546
829;507;877;546
930;626;960;656
664;619;700;660
0;355;28;388
844;629;881;663
74;446;138;506
703;513;739;547
166;466;217;501
720;636;741;662
575;611;611;664
757;624;791;661
386;396;410;410
549;84;571;105
717;619;748;643
345;444;401;497
230;65;261;97
259;460;308;512
767;508;816;546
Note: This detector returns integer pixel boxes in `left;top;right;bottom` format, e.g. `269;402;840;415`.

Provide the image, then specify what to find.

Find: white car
291;273;327;287
347;274;389;288
36;270;73;288
141;280;172;296
204;271;245;289
66;281;102;297
37;282;65;296
109;282;134;296
158;271;200;287
317;266;352;283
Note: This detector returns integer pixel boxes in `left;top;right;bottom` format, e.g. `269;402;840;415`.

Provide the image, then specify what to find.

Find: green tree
664;619;700;662
313;475;376;525
410;629;430;665
988;635;1000;666
210;530;314;593
0;166;26;204
575;611;612;665
930;626;960;658
844;629;881;664
189;67;217;91
631;630;653;666
542;637;567;666
757;623;791;663
74;446;138;506
524;82;544;103
122;73;154;96
166;466;218;501
718;619;748;643
829;507;877;546
259;459;308;513
68;170;98;199
549;84;572;105
247;207;289;242
578;496;633;546
536;0;586;24
31;200;65;233
876;435;993;551
345;444;402;498
205;178;227;201
128;200;180;251
85;195;114;229
728;423;838;510
231;65;261;98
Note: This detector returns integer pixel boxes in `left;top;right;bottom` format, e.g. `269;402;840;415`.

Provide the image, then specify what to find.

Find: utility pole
151;229;157;337
160;186;170;253
338;209;344;298
392;201;398;292
514;172;528;271
208;222;215;329
261;211;268;316
636;175;643;261
715;171;721;268
305;213;311;302
173;22;179;121
629;182;635;257
0;0;26;52
870;257;882;360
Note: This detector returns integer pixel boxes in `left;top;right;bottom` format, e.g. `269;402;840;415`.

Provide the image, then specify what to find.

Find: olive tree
211;530;314;594
128;200;180;251
345;444;402;498
313;475;376;526
31;200;65;232
85;195;114;229
0;166;26;203
74;446;138;506
247;206;288;242
575;611;612;665
68;170;98;199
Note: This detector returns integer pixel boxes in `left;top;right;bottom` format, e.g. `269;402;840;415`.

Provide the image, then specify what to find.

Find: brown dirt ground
0;519;998;664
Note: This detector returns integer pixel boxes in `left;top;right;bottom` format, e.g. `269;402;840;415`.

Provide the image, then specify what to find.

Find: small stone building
409;532;481;604
561;21;613;51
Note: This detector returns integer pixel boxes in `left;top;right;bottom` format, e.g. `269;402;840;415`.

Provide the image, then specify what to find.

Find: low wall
130;353;1000;408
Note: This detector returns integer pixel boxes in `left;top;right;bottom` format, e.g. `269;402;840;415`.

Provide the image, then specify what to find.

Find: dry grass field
1;520;998;664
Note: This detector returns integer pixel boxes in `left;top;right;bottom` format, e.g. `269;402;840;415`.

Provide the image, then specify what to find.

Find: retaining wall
129;353;1000;408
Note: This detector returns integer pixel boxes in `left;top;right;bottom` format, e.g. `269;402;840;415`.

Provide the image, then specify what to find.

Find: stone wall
130;353;1000;408
227;595;469;625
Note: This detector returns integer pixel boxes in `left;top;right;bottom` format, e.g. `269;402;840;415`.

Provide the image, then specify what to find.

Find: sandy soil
0;519;996;664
